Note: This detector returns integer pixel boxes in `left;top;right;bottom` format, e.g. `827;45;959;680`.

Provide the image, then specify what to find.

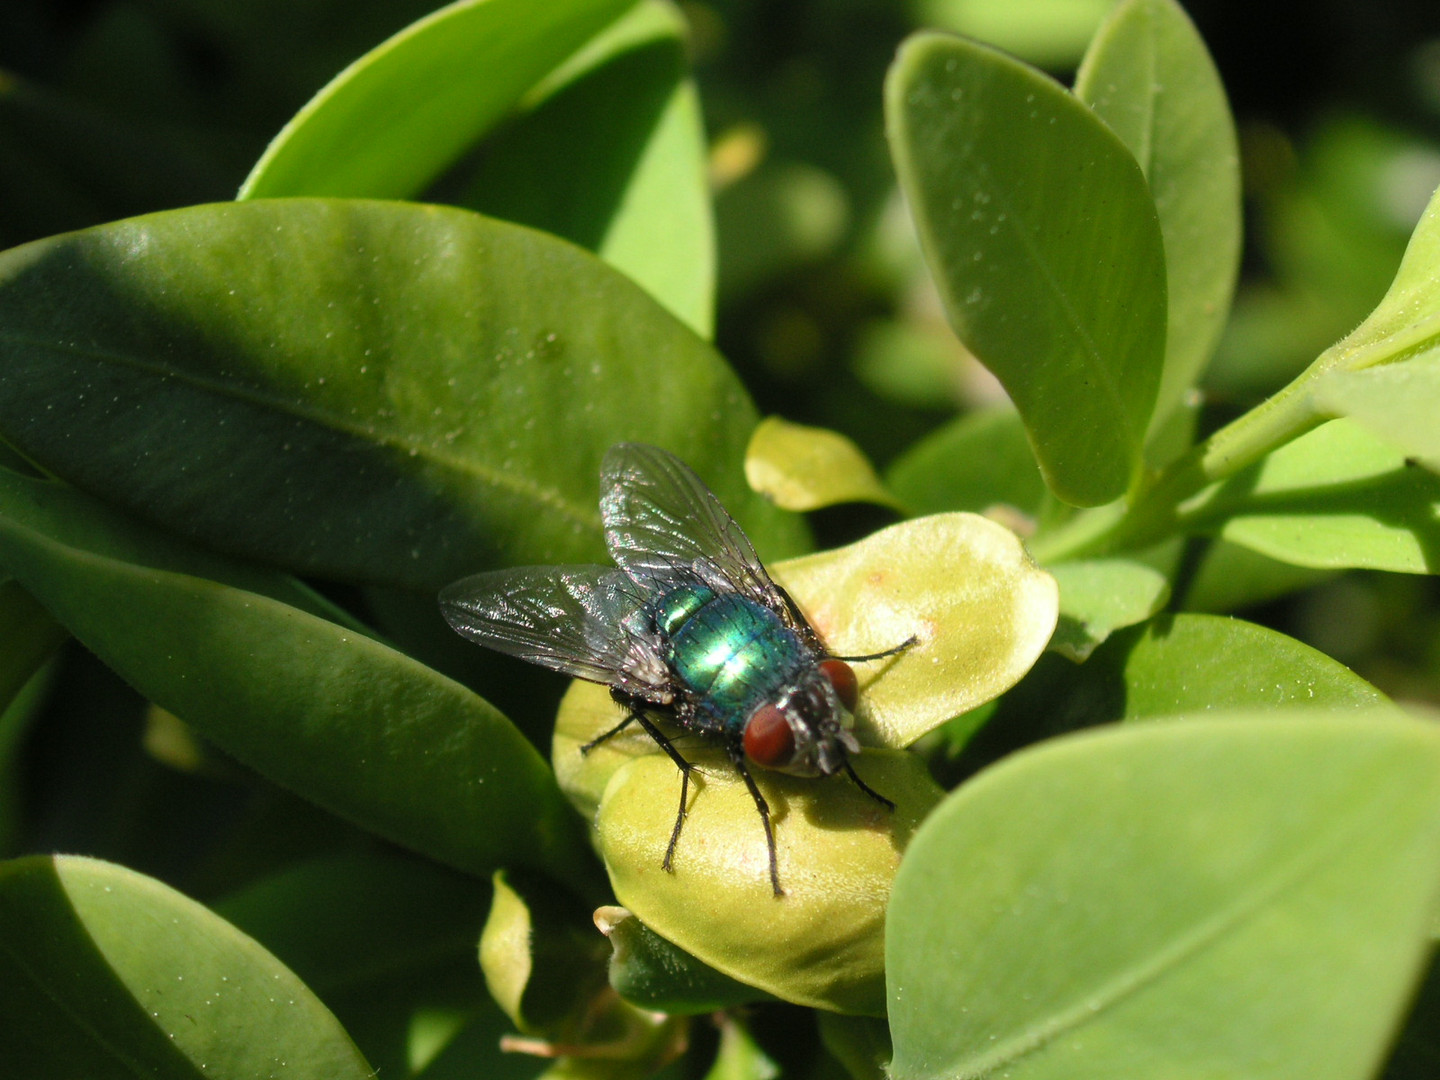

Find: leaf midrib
942;776;1409;1079
0;331;603;534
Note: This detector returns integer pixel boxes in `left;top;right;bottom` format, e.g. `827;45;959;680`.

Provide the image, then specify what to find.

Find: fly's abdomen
665;592;808;730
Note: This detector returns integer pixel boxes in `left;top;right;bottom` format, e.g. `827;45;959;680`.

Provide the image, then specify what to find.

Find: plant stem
1034;376;1326;562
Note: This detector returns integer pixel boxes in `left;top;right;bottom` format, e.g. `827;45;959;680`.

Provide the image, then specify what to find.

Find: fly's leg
832;634;920;663
843;759;896;811
630;712;696;874
731;748;782;897
580;713;637;755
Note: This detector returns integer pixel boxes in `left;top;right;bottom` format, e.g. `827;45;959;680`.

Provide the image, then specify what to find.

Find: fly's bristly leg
731;747;783;897
580;712;638;755
632;712;696;874
832;634;920;664
844;759;896;811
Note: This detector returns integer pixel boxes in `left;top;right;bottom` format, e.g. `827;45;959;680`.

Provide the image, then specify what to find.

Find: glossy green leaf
598;749;944;1015
744;416;902;512
0;854;372;1078
1312;346;1440;471
1183;539;1335;613
1046;558;1170;662
885;406;1046;519
774;513;1060;748
1192;419;1440;573
1075;0;1241;436
888;712;1440;1080
215;851;531;1080
480;869;608;1037
597;905;772;1014
459;1;715;337
0;200;800;590
1113;614;1385;718
0;468;598;892
886;32;1167;506
237;0;634;200
983;614;1384;754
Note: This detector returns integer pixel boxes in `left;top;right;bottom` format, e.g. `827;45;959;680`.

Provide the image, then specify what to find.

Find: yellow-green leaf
745;417;902;512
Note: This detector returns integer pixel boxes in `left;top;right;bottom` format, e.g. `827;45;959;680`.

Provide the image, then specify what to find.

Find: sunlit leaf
458;0;715;337
1312;346;1440;472
1075;0;1241;437
238;0;634;199
885;406;1046;520
886;31;1166;506
745;417;901;512
0;854;373;1078
214;851;528;1080
1046;558;1170;662
774;513;1060;748
1192;419;1440;574
598;749;943;1015
0;200;800;590
889;712;1440;1080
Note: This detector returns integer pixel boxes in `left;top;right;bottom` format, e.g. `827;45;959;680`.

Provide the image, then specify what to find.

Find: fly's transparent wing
600;443;787;618
440;564;665;690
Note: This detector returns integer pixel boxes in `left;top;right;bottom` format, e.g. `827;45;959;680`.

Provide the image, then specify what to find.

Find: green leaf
480;869;608;1036
884;406;1046;519
1074;0;1241;437
888;712;1440;1080
1112;614;1385;718
0;200;799;589
774;513;1059;748
215;851;531;1080
0;578;66;714
597;905;773;1014
0;854;373;1078
237;0;635;200
1046;558;1170;662
983;614;1384;753
1183;539;1335;613
1192;419;1440;573
1312;346;1440;472
886;31;1167;506
458;0;715;338
0;468;598;892
744;416;902;512
704;1018;779;1080
598;749;944;1015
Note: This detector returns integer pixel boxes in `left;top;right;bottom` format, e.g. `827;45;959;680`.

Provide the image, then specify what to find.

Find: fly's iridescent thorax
652;584;860;777
657;587;811;732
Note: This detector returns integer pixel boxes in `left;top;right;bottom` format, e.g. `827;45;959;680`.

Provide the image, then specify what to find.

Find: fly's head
741;659;862;777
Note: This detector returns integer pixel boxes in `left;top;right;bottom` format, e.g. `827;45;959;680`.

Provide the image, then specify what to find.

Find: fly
440;442;913;896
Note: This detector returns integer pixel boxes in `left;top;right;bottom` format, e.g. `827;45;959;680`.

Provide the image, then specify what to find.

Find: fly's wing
600;444;815;641
440;565;669;694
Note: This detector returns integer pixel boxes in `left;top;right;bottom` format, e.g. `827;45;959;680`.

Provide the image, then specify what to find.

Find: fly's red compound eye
743;704;795;767
818;658;859;712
